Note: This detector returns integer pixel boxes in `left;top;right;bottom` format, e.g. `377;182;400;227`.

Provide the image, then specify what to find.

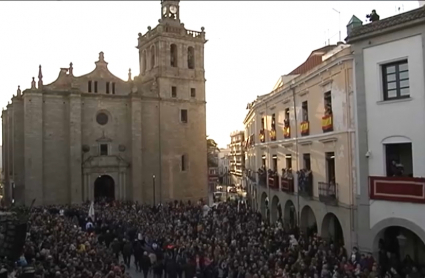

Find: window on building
324;91;332;114
172;86;177;98
262;155;266;167
100;144;108;156
261;117;265;129
385;143;413;177
180;109;188;123
181;155;187;171
191;88;196;98
302;101;308;121
170;44;178;67
382;60;410;100
326;152;335;183
88;81;92;93
188;46;195;69
285;154;292;169
303;153;311;170
272;155;278;171
94;81;98;93
112;82;116;94
271;114;276;130
106;82;110;94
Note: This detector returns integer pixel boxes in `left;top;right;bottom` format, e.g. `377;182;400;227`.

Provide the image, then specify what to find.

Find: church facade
1;0;208;206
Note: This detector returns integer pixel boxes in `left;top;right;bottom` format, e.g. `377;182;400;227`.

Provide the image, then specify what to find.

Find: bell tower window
188;46;195;69
170;44;178;67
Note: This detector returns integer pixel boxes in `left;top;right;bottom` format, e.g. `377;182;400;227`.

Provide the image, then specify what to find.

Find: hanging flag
88;201;95;221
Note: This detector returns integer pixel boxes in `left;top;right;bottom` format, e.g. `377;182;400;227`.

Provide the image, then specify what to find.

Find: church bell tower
161;0;181;25
135;1;208;203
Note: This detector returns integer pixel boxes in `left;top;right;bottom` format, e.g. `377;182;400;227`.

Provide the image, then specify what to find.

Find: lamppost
152;175;156;206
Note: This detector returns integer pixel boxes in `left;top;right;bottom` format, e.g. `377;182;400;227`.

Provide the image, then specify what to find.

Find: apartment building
229;131;245;187
218;148;231;186
244;43;356;249
347;6;425;261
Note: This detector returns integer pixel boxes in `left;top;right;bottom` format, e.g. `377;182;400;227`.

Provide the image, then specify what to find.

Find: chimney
346;15;363;37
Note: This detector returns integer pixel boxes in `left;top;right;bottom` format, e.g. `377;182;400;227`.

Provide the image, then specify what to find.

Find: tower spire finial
31;77;36;89
38;65;43;89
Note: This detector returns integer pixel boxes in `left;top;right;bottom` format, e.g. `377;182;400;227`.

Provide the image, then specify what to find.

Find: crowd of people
0;199;423;278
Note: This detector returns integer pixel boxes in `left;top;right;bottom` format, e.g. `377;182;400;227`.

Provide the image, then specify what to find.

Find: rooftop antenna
332;8;341;42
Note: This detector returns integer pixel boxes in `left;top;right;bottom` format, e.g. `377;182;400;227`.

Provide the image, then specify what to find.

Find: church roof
288;45;336;75
43;52;130;92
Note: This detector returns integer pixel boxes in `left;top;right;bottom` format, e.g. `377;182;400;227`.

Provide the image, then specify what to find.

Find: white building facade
347;6;425;263
218;148;231;185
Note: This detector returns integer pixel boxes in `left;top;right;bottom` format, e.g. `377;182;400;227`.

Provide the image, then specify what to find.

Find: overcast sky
0;1;420;148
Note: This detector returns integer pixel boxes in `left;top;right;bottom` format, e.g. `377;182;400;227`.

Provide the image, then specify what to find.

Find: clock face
170;5;177;14
163;6;167;15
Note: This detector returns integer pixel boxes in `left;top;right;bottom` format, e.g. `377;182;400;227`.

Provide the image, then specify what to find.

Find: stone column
69;92;82;204
88;174;92;201
123;172;127;200
118;172;123;200
131;96;142;202
23;90;43;205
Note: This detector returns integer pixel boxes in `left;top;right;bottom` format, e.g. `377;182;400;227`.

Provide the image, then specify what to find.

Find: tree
207;136;219;167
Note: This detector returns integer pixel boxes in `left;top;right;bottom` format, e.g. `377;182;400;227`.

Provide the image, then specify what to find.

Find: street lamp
152;175;156;206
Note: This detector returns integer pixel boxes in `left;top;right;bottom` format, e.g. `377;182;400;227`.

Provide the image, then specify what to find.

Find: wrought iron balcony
268;172;279;190
281;177;294;193
258;171;267;187
318;182;338;205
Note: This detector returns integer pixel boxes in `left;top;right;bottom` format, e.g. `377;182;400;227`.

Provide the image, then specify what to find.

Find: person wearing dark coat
140;252;151;278
122;239;133;268
133;240;144;272
111;238;121;260
165;257;179;278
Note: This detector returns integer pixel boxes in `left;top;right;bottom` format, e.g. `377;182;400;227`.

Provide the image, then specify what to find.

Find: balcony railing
369;176;425;204
259;129;266;143
246;169;256;182
300;121;309;136
298;169;313;197
318;182;338;205
283;126;290;139
268;172;279;190
270;129;277;141
322;114;333;132
258;171;267;187
281;178;294;193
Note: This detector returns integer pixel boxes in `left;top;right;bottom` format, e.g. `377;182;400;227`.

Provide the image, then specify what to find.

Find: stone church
1;0;208;206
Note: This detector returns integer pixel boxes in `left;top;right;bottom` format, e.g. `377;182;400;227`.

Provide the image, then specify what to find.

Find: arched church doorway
94;175;115;201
